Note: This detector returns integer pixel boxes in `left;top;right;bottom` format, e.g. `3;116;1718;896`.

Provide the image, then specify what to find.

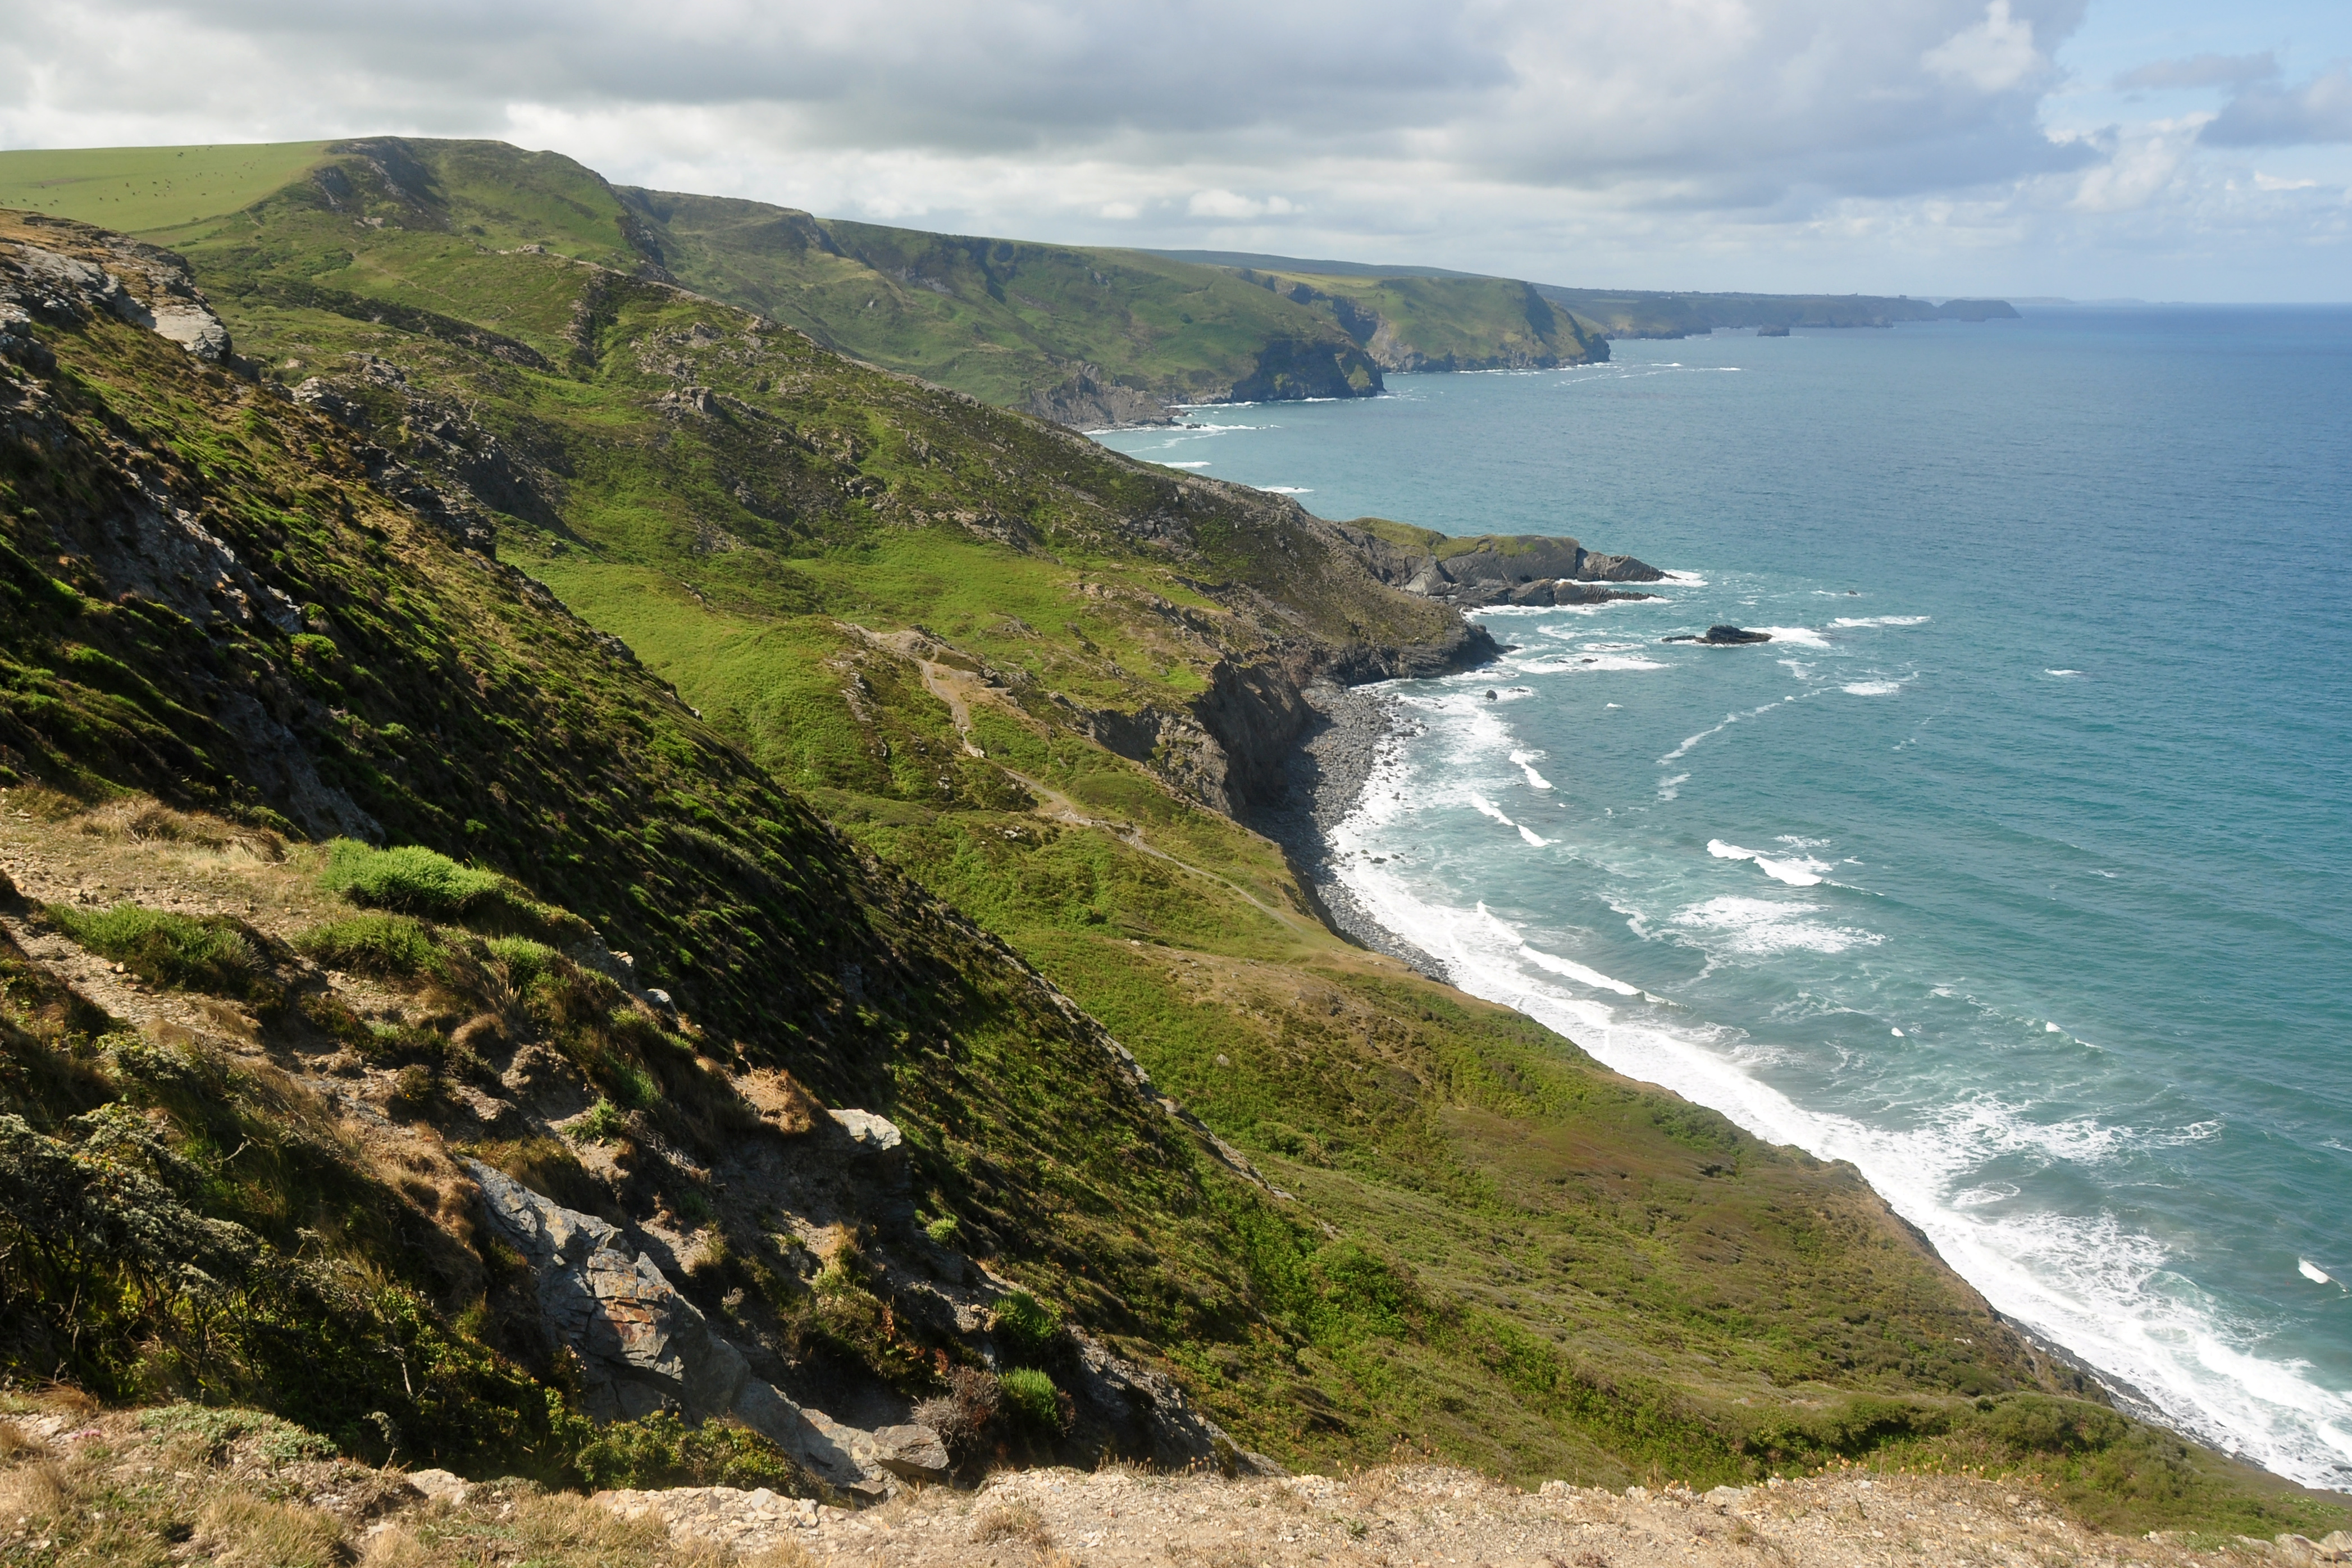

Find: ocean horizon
1096;306;2352;1489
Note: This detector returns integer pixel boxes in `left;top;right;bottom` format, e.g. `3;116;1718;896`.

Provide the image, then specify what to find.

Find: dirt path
600;1462;2318;1566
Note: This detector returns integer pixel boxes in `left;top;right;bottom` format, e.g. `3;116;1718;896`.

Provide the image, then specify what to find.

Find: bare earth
598;1464;2345;1567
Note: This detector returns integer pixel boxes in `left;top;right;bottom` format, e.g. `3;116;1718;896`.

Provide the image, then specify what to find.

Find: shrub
992;1287;1061;1360
46;903;276;1002
569;1097;627;1145
388;1065;437;1116
996;1368;1068;1434
925;1214;960;1245
911;1365;1000;1458
572;1411;808;1493
294;913;442;981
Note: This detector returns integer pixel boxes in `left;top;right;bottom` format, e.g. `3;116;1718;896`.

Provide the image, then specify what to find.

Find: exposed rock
1506;577;1659;607
1027;363;1175;429
402;1468;471;1505
5;229;233;363
464;1159;889;1492
466;1159;749;1423
865;1423;951;1481
1665;624;1772;645
1335;528;1666;607
827;1107;902;1151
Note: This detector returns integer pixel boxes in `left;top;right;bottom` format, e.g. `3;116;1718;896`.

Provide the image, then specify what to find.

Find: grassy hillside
621;189;1381;417
0;155;2333;1540
0;141;331;232
1216;267;1607;371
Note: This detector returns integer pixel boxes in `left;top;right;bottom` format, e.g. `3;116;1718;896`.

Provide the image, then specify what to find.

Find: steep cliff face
1228;269;1609;373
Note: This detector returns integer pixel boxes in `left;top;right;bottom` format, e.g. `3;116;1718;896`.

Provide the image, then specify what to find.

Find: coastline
1249;680;1452;979
1270;665;2279;1488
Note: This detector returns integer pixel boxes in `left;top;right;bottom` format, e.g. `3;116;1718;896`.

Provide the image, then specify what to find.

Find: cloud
2204;65;2352;147
0;0;2341;297
1922;1;2045;94
2114;53;2276;92
1187;190;1297;219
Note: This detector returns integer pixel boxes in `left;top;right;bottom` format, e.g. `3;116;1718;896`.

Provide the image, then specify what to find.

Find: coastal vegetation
0;139;2335;1557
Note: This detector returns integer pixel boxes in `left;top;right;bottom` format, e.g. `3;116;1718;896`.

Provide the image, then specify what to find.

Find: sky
1;0;2347;300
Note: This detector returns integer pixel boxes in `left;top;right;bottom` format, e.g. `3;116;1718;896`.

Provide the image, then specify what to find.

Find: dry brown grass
0;1419;45;1461
70;797;285;861
194;1492;347;1568
972;1497;1054;1548
0;1457;74;1524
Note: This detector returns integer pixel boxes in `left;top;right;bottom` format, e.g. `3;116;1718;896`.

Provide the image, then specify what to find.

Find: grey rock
827;1108;903;1152
864;1424;951;1481
466;1160;747;1423
1665;624;1772;645
465;1160;888;1493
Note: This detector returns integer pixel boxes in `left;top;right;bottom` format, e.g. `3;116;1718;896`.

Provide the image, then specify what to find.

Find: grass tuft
46;902;277;1002
294;913;443;981
997;1366;1069;1434
572;1410;810;1494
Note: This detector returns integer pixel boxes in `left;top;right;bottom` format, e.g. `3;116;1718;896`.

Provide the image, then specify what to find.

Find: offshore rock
1665;625;1773;645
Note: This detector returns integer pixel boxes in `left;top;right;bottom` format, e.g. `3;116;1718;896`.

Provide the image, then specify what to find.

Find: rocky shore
1246;680;1452;979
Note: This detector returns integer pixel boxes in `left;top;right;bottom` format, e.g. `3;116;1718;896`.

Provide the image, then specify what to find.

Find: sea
1093;307;2352;1491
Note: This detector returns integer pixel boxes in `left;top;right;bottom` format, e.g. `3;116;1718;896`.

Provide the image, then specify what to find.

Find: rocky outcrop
1329;527;1665;608
3;221;234;365
1507;578;1659;606
1225;333;1382;404
1666;625;1772;645
466;1160;884;1493
1025;363;1177;429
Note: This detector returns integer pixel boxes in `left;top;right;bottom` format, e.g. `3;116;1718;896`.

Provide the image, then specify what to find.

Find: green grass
0;142;330;234
293;911;444;979
45;902;276;1001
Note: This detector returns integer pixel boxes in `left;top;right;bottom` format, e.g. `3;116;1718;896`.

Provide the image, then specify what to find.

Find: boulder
864;1424;952;1482
404;1468;471;1505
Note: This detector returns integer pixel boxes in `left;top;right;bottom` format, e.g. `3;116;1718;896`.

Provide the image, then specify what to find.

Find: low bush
294;913;443;981
572;1411;809;1494
992;1287;1061;1360
996;1368;1068;1434
46;903;277;1004
911;1365;1001;1458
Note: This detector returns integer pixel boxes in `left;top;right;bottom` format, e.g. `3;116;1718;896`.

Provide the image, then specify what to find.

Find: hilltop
0;141;2337;1558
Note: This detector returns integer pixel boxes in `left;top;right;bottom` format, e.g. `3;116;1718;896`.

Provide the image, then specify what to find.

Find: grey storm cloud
2203;63;2352;147
1;0;2093;207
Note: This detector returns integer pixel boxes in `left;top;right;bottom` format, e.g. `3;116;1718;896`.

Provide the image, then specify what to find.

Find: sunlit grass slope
0;142;330;235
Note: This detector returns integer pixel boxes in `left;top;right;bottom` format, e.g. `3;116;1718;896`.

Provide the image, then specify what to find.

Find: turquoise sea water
1095;309;2352;1488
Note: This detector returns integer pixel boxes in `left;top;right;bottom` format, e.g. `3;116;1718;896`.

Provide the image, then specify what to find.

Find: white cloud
1187;189;1297;219
1923;1;2045;95
0;0;2342;297
2068;118;2204;213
